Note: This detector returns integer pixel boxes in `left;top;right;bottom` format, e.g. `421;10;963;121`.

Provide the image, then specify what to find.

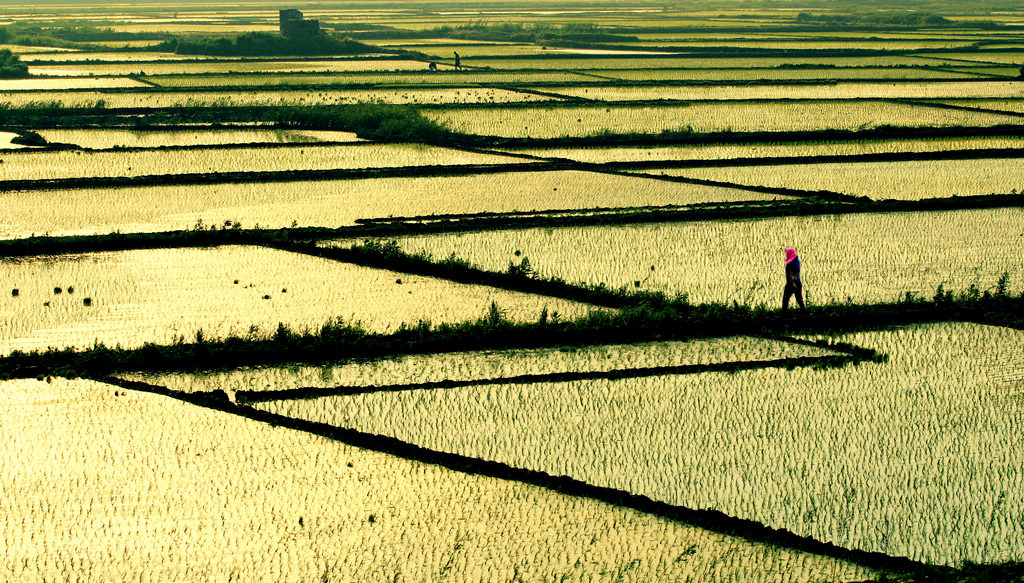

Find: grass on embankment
0;235;1018;380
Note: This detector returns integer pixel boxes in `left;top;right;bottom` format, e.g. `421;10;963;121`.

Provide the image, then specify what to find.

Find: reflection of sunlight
25;67;86;77
0;131;25;150
551;48;681;55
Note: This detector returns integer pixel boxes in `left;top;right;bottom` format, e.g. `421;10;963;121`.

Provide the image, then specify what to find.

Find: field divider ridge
351;200;786;225
25;140;386;154
581;165;860;202
234;354;864;404
0;161;565;193
127;75;163;88
3;293;1019;379
262;238;639;309
599;146;1024;169
439;123;1024;149
893;98;1024;118
490;84;598;103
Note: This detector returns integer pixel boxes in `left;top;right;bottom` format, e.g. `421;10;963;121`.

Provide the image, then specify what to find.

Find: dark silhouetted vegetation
876;561;1024;583
0;24;170;50
9;130;46;146
0;102;453;143
426;22;639;46
1;100;1023;151
155;32;378;56
796;12;957;28
0;48;28;79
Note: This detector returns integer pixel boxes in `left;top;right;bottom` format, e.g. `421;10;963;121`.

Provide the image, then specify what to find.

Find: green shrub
0;48;28;79
157;32;376;57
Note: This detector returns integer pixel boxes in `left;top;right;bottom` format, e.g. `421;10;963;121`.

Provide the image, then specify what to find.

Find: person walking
453;51;461;70
783;247;805;313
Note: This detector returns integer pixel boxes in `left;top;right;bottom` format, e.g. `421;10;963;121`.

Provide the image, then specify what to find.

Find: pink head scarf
785;247;798;264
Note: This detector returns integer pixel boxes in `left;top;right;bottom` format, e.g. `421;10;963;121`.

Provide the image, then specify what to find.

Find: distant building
279;9;321;37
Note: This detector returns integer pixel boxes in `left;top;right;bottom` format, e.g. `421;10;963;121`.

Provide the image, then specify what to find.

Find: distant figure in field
783;247;805;313
453;51;461;70
428;62;437;71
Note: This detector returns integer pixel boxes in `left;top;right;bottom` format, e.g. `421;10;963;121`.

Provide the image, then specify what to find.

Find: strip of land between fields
234;354;862;403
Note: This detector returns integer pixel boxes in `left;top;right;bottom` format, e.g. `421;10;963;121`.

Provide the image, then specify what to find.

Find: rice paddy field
0;142;528;181
450;55;962;70
542;80;1024;102
0;77;150;90
587;67;987;81
0;377;872;583
32;128;362;149
125;335;839;395
654;158;1024;200
426;101;1022;138
18;51;237;62
611;40;977;50
1;1;1023;581
0;246;592;354
26;59;436;76
146;70;596;87
923;52;1024;64
0;171;778;239
0;86;552;107
937;98;1024;114
501;135;1024;163
252;323;1024;566
381;208;1024;306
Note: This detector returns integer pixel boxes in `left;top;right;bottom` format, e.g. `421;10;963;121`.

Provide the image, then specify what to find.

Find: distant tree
0;49;28;78
157;31;374;57
794;11;955;28
428;21;636;44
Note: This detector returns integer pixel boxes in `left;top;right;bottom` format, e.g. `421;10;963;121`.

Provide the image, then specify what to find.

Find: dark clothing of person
783;256;805;311
785;257;800;282
783;280;805;311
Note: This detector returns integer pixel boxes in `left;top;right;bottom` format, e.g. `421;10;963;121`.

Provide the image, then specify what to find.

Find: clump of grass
877;561;1024;583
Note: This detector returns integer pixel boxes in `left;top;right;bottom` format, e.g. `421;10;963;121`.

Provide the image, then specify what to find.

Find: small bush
0;48;28;79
